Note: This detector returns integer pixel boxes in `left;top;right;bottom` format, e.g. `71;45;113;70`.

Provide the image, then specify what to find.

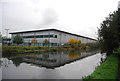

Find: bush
113;48;120;55
86;42;99;49
68;38;81;48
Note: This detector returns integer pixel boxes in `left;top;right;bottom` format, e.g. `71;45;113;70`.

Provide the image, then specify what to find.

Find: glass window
40;35;43;38
50;35;53;37
36;35;39;38
22;34;57;38
44;35;49;38
54;35;57;38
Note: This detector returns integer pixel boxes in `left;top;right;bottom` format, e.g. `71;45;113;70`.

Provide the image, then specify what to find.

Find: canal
0;50;106;79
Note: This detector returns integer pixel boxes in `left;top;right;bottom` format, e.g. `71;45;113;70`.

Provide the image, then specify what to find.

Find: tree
69;38;81;45
98;8;120;55
69;38;76;44
68;38;81;48
31;38;37;43
76;40;81;45
13;35;23;45
43;39;49;46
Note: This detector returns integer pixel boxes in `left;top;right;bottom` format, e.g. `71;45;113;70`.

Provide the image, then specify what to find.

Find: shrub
13;35;23;45
113;48;120;55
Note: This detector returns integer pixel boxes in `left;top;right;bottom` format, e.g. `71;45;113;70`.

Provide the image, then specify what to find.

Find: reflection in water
2;50;106;79
23;52;81;69
6;51;98;68
68;54;81;59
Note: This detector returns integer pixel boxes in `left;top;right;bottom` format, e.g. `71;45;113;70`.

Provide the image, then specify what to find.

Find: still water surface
1;50;106;79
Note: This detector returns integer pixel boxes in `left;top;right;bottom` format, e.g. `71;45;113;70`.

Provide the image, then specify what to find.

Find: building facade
10;29;97;46
2;37;11;45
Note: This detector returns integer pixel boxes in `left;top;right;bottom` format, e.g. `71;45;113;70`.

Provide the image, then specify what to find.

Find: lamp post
5;29;9;38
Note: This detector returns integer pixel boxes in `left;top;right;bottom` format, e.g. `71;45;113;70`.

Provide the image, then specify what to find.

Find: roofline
10;29;97;41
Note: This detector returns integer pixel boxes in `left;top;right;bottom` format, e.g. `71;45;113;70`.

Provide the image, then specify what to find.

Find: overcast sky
1;0;119;39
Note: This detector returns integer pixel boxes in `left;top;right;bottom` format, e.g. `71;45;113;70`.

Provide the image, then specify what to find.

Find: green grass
84;54;118;80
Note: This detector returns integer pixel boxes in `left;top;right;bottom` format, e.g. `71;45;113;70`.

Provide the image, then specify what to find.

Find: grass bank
2;42;99;54
2;45;99;54
84;54;118;80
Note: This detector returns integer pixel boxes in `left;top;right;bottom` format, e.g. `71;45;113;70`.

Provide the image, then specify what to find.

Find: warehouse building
10;29;97;46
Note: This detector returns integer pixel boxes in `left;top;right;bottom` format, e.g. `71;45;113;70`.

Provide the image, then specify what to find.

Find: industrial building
10;29;97;46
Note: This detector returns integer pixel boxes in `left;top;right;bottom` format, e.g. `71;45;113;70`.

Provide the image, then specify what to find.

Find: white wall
11;30;96;44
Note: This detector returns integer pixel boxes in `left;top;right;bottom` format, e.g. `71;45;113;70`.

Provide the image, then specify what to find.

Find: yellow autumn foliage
69;38;76;44
69;38;81;44
76;40;81;44
68;54;81;59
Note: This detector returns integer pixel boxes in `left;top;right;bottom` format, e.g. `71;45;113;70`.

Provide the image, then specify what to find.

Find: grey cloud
30;0;40;4
37;8;58;28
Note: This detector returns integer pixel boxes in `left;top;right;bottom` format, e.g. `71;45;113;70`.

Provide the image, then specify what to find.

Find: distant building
2;38;11;45
10;29;97;46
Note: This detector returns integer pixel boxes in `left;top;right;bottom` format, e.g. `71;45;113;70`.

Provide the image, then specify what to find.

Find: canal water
0;50;106;79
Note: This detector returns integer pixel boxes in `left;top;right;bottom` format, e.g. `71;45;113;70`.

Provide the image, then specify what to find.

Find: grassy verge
118;56;120;81
2;45;98;54
84;54;118;80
